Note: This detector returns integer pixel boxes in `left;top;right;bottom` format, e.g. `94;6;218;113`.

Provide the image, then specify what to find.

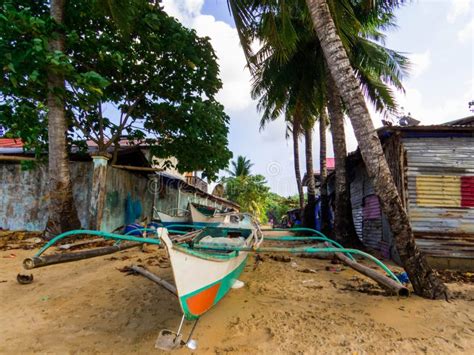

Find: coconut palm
247;1;404;233
305;0;447;298
285;116;305;211
251;23;326;228
318;109;330;235
226;155;254;177
228;0;447;297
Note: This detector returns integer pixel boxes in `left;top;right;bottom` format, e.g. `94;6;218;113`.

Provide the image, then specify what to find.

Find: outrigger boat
154;207;191;226
160;218;262;320
189;203;229;226
19;217;406;350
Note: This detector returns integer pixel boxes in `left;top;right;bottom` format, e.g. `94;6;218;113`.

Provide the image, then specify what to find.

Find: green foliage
222;155;296;223
226;155;253;177
230;0;409;118
223;174;270;222
265;192;300;223
0;0;232;179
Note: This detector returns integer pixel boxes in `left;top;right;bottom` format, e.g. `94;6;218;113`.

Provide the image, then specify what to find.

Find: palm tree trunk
306;0;447;298
303;125;316;229
319;110;330;235
326;74;362;247
44;0;81;238
292;122;305;211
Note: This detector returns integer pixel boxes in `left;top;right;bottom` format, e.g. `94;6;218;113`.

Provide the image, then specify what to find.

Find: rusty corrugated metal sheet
404;137;474;259
363;195;381;219
362;195;383;251
415;175;461;207
350;169;364;240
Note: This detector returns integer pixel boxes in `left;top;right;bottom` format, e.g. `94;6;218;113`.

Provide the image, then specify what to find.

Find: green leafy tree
265;192;300;224
1;1;232;227
223;174;270;222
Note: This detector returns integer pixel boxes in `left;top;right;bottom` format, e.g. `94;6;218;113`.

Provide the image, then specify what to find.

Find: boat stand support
155;315;200;351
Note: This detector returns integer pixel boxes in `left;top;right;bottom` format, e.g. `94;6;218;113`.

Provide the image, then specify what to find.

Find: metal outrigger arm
23;229;162;270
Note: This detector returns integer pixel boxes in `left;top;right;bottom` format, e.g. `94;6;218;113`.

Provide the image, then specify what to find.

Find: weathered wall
101;167;154;232
349;165;386;252
0;162;92;231
404;137;474;259
152;181;225;219
349;135;474;265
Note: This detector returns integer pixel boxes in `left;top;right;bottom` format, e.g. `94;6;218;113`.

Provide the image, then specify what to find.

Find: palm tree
285;117;305;212
251;42;325;228
245;2;397;232
303;123;317;228
228;0;447;298
226;155;254;177
318;109;331;235
304;0;447;298
326;73;360;246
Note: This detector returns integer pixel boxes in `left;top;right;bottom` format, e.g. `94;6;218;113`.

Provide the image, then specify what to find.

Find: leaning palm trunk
319;110;330;235
292;122;305;211
303;125;317;229
327;75;362;247
306;0;447;298
44;0;81;238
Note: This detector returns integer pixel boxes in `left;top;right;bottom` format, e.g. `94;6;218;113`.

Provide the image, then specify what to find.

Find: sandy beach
0;244;473;354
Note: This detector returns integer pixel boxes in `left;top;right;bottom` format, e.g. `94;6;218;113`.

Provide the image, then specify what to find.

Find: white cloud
161;0;204;25
447;0;472;23
393;80;473;125
162;1;254;112
458;18;474;43
408;51;431;78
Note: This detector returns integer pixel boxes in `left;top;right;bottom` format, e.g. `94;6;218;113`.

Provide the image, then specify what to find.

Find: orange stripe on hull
186;283;221;316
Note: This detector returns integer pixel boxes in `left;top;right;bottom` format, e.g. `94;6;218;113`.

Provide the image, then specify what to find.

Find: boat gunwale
173;243;242;261
169;225;257;261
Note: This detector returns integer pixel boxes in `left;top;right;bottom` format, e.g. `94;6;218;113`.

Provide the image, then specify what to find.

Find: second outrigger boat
189;203;229;226
154;208;191;226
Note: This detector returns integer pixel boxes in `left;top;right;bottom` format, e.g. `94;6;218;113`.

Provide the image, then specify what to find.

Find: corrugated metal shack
0;139;238;233
347;116;474;270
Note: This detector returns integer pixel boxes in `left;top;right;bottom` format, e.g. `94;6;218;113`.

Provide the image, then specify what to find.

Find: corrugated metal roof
0;138;24;148
302;158;336;186
440;115;474;127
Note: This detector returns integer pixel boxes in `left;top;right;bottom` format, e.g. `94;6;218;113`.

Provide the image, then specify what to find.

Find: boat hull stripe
180;256;247;320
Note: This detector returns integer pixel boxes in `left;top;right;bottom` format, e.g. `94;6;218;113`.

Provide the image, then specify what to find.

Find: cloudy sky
162;0;474;196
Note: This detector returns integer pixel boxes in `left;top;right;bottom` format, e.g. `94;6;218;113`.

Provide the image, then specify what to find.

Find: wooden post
23;242;140;269
89;154;110;230
324;242;409;297
149;174;159;220
129;265;177;296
